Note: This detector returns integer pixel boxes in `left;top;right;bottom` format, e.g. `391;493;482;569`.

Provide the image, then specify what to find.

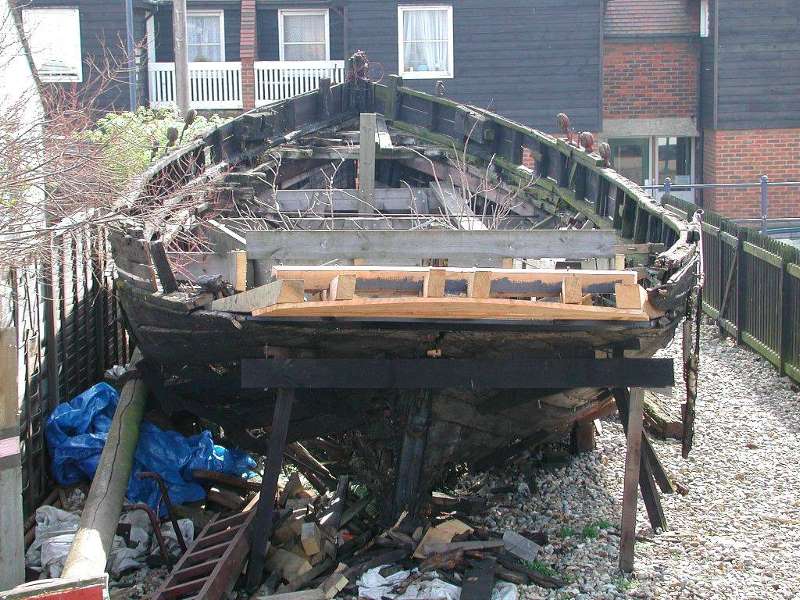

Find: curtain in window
188;15;222;62
283;13;326;60
402;9;449;73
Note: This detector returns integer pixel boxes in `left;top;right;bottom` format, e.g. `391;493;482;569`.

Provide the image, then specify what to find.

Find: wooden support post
570;418;596;453
392;391;431;519
358;113;377;210
246;388;295;591
62;350;147;580
619;387;644;573
0;328;24;589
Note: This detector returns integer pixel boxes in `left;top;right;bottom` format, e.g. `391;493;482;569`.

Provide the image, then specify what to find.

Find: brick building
600;0;800;218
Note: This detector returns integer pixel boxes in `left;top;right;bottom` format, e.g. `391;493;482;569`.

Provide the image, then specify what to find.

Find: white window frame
700;0;709;38
278;9;330;62
187;10;226;63
397;5;454;80
21;7;83;82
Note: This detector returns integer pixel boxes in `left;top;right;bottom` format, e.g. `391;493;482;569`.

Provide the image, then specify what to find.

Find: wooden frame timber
245;230;618;262
240;358;674;389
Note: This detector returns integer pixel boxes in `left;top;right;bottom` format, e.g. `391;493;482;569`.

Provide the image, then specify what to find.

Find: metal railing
148;61;243;110
254;60;346;107
645;176;800;236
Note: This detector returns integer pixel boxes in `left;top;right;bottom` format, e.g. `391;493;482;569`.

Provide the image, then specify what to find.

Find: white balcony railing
254;60;346;107
148;62;243;110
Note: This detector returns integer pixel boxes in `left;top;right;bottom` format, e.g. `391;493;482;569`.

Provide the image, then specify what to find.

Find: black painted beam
241;358;674;390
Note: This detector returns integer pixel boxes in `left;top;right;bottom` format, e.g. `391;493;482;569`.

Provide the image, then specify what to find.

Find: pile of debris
247;476;565;600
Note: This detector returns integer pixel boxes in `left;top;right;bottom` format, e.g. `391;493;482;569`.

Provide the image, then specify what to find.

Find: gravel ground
474;324;800;600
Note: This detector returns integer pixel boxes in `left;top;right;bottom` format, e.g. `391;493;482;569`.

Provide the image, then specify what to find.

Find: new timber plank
210;280;305;314
247;230;618;262
251;297;650;321
240;358;675;390
271;266;638;298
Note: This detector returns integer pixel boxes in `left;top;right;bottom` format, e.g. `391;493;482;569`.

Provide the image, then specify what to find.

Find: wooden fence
7;225;128;518
665;196;800;383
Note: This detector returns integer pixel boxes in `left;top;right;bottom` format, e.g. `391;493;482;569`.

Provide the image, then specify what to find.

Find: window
22;8;82;82
608;136;695;201
279;9;329;61
700;0;709;37
398;5;453;79
187;11;225;62
609;138;650;186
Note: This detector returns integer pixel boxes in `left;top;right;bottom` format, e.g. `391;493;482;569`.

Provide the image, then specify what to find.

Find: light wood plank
272;265;638;298
247;230;618;262
468;270;493;298
252;297;649;321
233;250;247;292
562;279;583;304
615;283;644;310
328;275;356;301
211;280;304;314
423;268;446;298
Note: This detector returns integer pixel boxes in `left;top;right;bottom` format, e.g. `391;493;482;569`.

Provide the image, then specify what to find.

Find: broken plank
211;280;304;314
251;590;324;600
420;540;504;556
300;522;322;556
247;230;618;262
502;530;541;562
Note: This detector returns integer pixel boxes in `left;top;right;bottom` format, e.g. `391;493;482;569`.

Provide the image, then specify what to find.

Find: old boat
110;64;700;503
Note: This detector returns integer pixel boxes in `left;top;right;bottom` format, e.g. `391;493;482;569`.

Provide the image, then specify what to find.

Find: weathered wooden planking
429;184;488;230
210;280;304;314
113;255;158;292
358;113;377;209
262;188;431;213
271;265;638;297
252;297;649;321
240;358;675;390
248;230;617;262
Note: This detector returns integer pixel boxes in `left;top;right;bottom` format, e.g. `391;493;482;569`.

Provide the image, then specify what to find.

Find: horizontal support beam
241;358;674;390
263;188;431;213
247;230;617;261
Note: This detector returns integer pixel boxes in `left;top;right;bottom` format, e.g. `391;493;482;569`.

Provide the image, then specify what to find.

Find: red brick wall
603;41;699;119
703;128;800;218
240;0;256;110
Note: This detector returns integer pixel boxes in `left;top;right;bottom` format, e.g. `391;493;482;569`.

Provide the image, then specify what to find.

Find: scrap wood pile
246;478;565;600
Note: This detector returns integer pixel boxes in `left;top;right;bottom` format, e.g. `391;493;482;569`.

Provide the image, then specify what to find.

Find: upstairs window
187;11;225;62
398;5;453;79
22;8;82;82
279;9;330;61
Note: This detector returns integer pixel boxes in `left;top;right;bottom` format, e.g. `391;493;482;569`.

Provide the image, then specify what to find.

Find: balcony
254;60;346;107
147;60;346;111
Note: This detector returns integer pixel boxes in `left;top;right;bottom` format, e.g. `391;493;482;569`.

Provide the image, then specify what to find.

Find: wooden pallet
151;496;259;600
219;266;660;321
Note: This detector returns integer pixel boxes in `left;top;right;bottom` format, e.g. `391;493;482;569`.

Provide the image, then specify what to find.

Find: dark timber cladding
344;0;604;131
26;0;141;110
153;3;242;62
711;0;800;130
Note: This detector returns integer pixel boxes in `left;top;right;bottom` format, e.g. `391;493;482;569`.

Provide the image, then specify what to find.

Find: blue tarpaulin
45;382;256;514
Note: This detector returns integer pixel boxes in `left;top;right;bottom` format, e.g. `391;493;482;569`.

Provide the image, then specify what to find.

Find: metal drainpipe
125;0;137;111
760;175;769;236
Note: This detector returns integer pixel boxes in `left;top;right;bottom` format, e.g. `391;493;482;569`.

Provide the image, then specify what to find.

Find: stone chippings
460;324;800;599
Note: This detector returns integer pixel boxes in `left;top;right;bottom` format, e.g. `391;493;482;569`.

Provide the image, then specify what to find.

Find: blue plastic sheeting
46;382;256;514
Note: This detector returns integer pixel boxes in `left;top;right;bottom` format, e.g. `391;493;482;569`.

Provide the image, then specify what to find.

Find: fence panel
10;225;127;518
785;264;800;381
740;242;783;368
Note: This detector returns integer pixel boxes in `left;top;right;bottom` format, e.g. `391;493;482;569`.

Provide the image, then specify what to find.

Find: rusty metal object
579;131;595;152
137;471;188;552
122;503;171;564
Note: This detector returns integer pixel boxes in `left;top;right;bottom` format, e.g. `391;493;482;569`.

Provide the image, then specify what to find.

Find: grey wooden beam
245;229;618;261
429;184;488;230
358;113;377;211
262;188;430;214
